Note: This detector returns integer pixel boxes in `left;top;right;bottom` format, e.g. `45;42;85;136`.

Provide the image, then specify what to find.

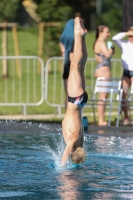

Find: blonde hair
71;147;86;164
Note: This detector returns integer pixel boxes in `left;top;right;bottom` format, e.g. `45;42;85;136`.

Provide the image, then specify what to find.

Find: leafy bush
98;0;122;30
0;0;20;22
37;0;72;59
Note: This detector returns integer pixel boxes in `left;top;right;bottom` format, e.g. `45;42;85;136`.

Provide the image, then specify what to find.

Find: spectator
112;27;133;125
93;25;114;126
59;19;74;110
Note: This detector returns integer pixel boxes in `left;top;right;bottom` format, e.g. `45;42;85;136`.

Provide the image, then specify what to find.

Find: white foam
42;136;80;170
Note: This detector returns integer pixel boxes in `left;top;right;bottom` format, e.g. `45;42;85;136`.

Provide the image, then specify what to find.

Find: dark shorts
68;91;88;108
62;63;70;79
123;69;133;79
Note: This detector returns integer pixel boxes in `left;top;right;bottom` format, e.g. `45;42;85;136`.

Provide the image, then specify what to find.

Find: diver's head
71;147;86;164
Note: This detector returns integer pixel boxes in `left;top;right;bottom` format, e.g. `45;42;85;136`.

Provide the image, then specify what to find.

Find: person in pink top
112;27;133;125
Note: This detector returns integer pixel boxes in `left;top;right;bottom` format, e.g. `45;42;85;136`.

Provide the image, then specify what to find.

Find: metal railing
45;57;65;115
0;56;45;115
0;56;124;116
45;57;123;115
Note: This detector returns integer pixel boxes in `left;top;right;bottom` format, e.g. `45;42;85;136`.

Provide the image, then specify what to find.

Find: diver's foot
98;121;108;127
74;17;87;36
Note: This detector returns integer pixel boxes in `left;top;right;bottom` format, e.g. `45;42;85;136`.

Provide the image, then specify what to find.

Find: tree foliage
35;0;123;59
99;0;122;30
37;0;73;59
0;0;21;22
63;0;91;29
61;0;122;30
37;0;72;22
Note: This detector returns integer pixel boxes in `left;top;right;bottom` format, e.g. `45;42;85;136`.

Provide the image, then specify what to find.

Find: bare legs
67;17;87;97
97;92;108;126
121;76;132;121
80;36;88;90
95;67;111;126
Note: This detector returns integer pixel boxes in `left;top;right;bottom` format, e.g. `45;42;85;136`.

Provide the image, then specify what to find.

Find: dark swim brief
62;63;70;79
68;91;88;108
123;69;133;78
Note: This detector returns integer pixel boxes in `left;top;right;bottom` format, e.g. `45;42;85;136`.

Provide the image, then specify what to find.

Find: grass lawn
0;27;122;62
0;27;124;124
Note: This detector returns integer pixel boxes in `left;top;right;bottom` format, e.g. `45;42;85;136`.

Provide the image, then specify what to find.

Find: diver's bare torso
62;102;83;145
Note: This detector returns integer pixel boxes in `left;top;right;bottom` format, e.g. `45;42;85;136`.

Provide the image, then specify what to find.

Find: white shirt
112;32;133;71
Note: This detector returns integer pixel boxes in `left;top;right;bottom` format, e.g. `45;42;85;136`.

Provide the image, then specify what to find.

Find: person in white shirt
112;27;133;125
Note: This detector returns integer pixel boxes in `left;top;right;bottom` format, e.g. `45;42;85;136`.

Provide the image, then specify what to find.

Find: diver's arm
61;134;78;165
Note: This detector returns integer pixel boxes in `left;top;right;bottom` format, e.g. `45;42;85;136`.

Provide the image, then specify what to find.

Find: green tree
37;0;72;22
36;0;123;59
37;0;73;59
64;0;91;29
0;0;21;22
97;0;122;30
64;0;122;30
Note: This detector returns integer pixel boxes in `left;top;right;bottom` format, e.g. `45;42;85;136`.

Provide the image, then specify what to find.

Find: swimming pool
0;121;133;199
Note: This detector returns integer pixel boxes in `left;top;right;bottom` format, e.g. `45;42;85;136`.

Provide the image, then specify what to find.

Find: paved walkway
0;111;119;121
0;114;62;121
0;113;133;136
88;124;133;137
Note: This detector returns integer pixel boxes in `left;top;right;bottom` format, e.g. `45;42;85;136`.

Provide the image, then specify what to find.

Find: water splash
41;136;80;170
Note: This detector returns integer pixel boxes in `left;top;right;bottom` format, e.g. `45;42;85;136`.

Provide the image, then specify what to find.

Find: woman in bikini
93;25;114;126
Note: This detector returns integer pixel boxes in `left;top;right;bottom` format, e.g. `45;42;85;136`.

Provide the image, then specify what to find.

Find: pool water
0;122;133;199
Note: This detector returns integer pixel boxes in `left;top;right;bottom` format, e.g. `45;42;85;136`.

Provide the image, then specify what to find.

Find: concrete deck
0;114;133;137
0;114;63;121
